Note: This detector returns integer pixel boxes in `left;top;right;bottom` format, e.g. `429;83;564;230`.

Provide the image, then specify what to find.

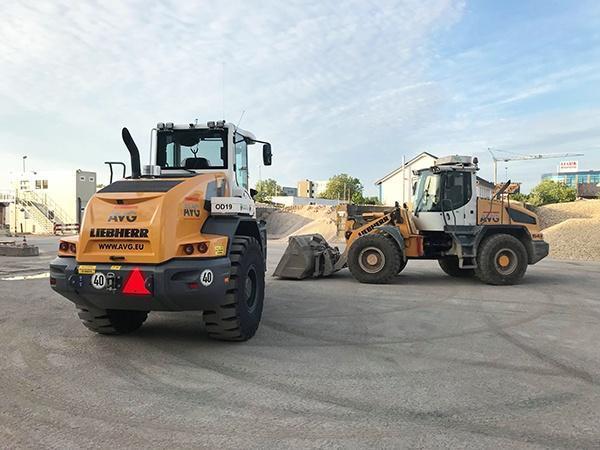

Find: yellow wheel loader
274;155;549;285
50;121;272;340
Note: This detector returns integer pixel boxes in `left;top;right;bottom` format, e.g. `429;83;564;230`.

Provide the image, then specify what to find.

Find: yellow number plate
78;265;96;275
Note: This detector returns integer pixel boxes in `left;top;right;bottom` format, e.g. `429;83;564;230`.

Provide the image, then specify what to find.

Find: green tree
528;180;576;206
254;178;282;203
360;196;382;205
510;192;529;203
320;174;363;202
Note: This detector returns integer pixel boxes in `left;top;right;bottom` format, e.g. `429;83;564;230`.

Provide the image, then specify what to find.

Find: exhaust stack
121;127;141;179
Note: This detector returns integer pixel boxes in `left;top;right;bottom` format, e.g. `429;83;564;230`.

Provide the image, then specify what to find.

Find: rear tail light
184;244;195;255
49;277;56;286
197;242;209;253
59;241;76;255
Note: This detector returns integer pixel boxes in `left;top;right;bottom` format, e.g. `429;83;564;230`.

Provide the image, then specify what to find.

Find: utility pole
22;155;27;173
401;155;406;204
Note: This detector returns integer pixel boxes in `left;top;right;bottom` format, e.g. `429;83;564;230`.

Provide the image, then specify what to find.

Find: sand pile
264;205;339;242
536;200;600;261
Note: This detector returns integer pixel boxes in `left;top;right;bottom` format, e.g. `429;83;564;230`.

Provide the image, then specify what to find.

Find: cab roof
158;121;257;141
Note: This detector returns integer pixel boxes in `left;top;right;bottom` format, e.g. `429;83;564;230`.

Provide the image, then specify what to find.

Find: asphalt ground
1;236;599;448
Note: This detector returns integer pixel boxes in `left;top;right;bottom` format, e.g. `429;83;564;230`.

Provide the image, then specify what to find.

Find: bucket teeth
273;234;342;279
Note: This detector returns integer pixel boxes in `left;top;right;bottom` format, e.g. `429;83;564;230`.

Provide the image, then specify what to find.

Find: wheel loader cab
150;121;262;197
412;156;478;231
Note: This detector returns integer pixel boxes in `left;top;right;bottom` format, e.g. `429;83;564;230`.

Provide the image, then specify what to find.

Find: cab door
440;171;477;227
412;170;477;231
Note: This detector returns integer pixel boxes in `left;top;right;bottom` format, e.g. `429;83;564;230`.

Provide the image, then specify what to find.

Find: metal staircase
16;190;70;234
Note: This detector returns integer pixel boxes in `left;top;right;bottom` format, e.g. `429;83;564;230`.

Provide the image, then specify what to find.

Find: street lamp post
22;155;27;173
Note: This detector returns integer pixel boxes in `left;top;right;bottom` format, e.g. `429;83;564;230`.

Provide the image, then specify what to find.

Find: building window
89;177;95;183
79;176;85;181
35;180;48;189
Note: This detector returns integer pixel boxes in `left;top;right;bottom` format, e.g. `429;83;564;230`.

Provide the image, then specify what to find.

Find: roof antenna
221;62;225;120
235;110;246;131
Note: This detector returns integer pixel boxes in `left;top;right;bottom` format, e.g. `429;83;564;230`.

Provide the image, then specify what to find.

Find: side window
442;172;472;209
234;133;248;189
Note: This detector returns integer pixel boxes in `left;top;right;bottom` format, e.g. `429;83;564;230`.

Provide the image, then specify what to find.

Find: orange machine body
58;174;230;264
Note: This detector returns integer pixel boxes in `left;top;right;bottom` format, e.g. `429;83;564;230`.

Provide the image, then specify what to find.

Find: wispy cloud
0;0;465;185
0;0;599;194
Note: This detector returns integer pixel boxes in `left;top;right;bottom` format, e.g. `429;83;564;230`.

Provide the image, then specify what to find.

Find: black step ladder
444;225;483;269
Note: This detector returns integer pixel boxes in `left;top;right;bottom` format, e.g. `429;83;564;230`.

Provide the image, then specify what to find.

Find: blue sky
1;0;599;195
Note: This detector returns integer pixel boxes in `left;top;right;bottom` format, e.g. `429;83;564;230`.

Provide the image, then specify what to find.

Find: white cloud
1;0;598;197
0;0;464;186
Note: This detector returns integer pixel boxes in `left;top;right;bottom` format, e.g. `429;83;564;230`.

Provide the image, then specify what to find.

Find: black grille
99;180;183;193
507;207;537;224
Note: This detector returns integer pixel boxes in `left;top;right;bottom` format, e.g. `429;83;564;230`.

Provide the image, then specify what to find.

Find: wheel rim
358;246;386;274
493;248;518;275
244;266;258;311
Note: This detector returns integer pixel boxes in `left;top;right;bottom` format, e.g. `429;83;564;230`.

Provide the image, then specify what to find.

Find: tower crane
487;148;585;184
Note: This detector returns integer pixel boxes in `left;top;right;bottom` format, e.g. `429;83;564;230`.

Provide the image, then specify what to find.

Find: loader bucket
273;234;342;279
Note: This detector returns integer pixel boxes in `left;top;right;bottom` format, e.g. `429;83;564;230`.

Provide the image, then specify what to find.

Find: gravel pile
536;200;600;261
265;205;339;241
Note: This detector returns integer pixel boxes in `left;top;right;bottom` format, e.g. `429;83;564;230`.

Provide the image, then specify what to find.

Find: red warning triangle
123;268;151;295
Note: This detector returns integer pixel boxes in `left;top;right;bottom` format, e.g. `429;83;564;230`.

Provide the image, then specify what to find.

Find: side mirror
262;143;272;166
250;188;258;199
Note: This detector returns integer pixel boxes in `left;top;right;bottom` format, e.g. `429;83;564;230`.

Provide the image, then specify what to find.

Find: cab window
443;171;472;209
156;129;227;170
234;132;248;189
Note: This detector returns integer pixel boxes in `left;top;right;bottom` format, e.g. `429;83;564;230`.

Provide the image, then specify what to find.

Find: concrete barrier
0;241;40;256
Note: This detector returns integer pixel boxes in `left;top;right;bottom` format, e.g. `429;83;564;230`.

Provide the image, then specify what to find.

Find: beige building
297;179;328;198
3;169;97;234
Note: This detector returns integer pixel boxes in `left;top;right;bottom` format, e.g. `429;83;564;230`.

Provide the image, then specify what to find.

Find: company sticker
107;206;138;223
479;212;501;224
78;265;96;275
182;201;202;219
110;265;122;270
215;245;226;256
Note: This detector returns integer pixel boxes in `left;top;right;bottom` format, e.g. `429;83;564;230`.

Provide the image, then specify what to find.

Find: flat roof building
542;170;600;188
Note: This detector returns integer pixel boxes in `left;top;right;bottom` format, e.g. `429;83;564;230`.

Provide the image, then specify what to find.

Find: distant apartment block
297;179;328;198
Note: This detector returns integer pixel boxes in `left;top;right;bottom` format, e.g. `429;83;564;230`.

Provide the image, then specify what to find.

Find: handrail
20;190;70;224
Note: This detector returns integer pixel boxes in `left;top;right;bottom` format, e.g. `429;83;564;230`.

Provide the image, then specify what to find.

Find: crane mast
487;149;585;184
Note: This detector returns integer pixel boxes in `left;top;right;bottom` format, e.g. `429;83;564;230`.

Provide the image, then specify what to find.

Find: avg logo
107;210;138;223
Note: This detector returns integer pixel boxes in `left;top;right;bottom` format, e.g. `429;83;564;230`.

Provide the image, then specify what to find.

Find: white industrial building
375;152;437;206
270;196;344;207
1;169;97;234
375;152;494;206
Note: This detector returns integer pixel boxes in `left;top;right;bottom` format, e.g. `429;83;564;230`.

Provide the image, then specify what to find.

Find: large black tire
348;233;401;284
77;306;148;335
438;257;475;278
475;234;528;285
202;236;265;341
397;258;408;274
